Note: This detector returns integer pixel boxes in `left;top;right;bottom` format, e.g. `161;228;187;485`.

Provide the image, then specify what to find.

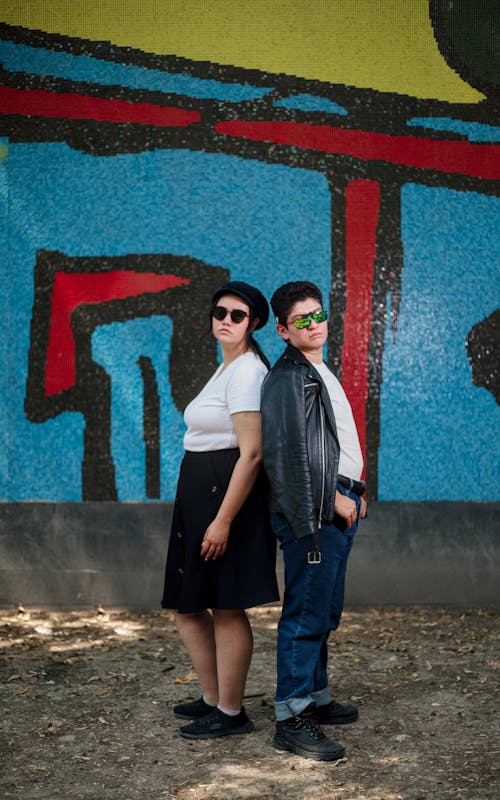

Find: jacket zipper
318;396;326;529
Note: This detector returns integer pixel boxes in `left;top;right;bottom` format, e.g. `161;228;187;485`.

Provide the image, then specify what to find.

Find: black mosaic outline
25;249;229;499
430;0;500;101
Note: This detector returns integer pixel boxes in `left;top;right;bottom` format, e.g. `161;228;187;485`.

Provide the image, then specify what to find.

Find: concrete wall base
0;502;498;609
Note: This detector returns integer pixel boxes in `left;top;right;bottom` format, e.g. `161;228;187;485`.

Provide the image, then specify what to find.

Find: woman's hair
245;324;270;370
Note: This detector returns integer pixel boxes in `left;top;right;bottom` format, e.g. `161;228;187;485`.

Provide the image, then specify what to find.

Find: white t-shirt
315;361;364;481
183;352;267;452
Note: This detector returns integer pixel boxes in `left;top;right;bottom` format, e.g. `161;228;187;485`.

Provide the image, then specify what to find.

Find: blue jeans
271;486;360;721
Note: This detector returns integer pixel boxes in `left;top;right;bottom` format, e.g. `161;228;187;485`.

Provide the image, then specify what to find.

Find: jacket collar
282;342;316;369
282;344;339;440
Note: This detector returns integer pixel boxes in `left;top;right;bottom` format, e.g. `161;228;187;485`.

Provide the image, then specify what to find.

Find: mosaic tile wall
0;3;498;504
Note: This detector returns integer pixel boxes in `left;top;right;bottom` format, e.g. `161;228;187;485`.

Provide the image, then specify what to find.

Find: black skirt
161;449;279;613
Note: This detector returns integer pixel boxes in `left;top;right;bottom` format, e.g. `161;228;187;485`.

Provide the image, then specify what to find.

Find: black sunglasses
212;305;249;324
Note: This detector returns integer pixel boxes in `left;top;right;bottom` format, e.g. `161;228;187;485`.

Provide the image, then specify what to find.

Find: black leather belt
338;475;366;496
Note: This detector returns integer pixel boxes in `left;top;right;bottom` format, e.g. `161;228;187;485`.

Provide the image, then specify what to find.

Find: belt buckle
307;551;321;565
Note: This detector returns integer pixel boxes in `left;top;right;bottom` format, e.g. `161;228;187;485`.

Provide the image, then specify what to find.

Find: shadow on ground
1;605;498;799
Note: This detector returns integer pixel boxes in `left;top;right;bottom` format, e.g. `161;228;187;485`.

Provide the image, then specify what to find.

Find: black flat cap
212;281;269;329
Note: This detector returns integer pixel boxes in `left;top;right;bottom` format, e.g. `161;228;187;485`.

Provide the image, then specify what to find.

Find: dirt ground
1;604;498;800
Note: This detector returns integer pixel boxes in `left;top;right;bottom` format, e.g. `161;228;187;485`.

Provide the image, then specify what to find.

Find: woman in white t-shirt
162;281;279;740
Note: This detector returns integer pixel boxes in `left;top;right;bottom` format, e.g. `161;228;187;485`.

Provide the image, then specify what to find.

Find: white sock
202;695;217;707
217;704;240;716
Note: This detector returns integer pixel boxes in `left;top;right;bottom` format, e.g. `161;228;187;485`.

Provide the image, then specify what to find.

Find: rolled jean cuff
275;688;332;720
275;696;314;721
310;687;332;707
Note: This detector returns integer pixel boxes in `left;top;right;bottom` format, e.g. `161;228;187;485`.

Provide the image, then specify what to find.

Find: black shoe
173;696;215;720
311;699;359;725
179;707;255;740
273;715;345;761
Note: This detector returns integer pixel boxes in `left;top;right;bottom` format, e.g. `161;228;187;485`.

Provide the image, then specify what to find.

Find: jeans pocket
335;484;361;529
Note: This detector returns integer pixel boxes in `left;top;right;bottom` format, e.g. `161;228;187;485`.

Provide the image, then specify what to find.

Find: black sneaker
312;700;359;725
173;696;215;720
179;707;255;739
273;715;345;761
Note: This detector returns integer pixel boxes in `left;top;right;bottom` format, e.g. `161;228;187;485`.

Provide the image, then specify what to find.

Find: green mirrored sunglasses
289;310;328;329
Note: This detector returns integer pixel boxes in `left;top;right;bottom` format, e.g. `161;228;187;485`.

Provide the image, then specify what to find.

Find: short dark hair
270;281;323;326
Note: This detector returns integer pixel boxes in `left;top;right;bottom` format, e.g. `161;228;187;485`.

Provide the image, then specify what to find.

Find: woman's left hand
200;520;230;560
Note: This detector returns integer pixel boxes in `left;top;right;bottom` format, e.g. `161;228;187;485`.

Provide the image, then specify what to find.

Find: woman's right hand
200;519;230;561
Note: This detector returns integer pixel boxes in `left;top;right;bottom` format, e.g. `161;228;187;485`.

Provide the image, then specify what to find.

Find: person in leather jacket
261;280;367;762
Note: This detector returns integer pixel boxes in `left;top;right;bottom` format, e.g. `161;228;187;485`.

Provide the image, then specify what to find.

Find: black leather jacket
261;343;340;540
